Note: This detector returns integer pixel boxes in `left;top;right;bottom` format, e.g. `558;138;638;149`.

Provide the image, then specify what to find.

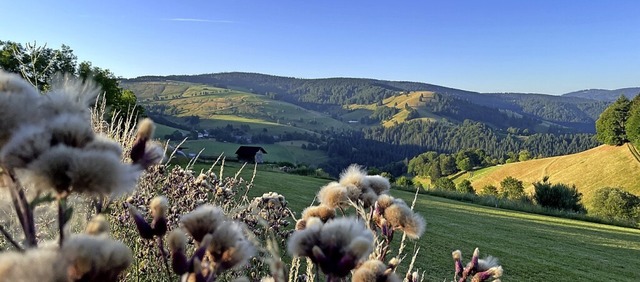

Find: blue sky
2;0;639;94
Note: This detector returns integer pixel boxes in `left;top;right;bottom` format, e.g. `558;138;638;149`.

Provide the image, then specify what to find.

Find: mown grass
183;139;330;165
195;163;640;281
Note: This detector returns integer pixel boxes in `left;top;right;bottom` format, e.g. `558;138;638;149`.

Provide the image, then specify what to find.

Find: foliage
395;175;412;187
0;41;143;120
625;94;640;147
589;187;640;224
457;179;475;194
532;178;584;212
479;184;499;196
364;120;598;163
596;95;630;145
499;176;526;201
434;177;456;191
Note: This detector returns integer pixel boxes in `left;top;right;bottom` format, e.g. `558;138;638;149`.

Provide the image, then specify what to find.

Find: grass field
465;145;640;209
197;162;640;282
153;123;188;138
182;139;330;166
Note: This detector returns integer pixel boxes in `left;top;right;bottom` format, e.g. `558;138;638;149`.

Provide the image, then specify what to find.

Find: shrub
499;176;525;200
589;187;640;223
533;178;584;212
434;177;456;191
457;179;475;194
395;175;412;187
479;184;499;196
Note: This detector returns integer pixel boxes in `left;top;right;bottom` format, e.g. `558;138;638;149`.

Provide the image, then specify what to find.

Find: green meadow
198;162;640;282
181;139;330;166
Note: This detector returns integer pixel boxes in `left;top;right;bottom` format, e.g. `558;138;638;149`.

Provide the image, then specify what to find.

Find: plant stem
156;237;173;280
58;198;66;247
2;167;37;247
0;224;23;251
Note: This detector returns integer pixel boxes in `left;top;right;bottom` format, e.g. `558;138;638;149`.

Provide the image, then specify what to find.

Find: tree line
0;40;143;119
596;94;640;147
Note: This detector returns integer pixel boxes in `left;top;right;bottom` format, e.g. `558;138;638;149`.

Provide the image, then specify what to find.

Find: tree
518;150;531;162
1;41;77;91
395;176;412;188
427;163;442;180
596;95;630;145
589;187;640;222
434;177;456;191
479;184;499;196
533;178;584;212
457;179;475;194
1;41;143;120
499;176;525;200
625;93;640;147
439;154;458;176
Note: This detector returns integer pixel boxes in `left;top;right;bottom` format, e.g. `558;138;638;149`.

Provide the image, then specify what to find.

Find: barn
235;146;268;163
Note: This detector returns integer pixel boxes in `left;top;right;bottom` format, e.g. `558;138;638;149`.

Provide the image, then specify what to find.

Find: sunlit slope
468;144;640;206
122;81;349;133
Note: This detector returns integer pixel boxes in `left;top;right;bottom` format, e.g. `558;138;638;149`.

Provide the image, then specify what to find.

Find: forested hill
563;87;640;102
126;72;609;133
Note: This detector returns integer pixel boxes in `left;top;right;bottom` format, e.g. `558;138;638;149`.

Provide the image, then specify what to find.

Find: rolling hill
563;87;640;102
121;80;350;135
124;72;610;134
464;144;640;208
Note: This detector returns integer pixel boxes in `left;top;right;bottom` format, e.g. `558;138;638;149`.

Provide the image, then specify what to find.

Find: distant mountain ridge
124;72;619;133
562;87;640;102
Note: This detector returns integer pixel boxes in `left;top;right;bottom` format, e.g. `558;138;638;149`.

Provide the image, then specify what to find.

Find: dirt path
542;157;559;178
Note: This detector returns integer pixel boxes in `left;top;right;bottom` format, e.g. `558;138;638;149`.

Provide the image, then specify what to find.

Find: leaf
64;206;74;224
30;193;55;208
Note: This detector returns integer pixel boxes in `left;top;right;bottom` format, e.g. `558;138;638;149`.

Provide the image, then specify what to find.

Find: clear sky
2;0;639;94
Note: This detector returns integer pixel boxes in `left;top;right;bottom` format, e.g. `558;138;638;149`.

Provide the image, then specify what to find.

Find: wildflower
453;250;464;279
365;175;391;195
21;145;140;196
288;217;374;278
453;248;502;282
301;205;336;222
0;248;65;281
472;266;503;282
130;118;165;169
150;196;168;236
0;71;41;145
61;234;133;282
84;134;123;158
317;181;348;208
85;214;110;236
47;113;95;148
374;195;425;239
127;203;154;239
205;221;255;272
339;164;370;190
352;259;401;282
0;125;51;168
180;205;226;243
168;229;189;275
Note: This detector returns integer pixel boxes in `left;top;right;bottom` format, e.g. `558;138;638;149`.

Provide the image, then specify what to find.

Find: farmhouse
235;146;268;163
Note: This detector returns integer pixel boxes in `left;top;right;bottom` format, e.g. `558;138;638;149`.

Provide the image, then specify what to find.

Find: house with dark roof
235;146;267;163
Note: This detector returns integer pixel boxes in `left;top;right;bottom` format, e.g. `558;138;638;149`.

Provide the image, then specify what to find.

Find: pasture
209;163;640;281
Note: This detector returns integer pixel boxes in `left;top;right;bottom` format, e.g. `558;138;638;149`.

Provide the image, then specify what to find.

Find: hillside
124;72;609;134
466;144;640;207
563;87;640;102
121;81;350;134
